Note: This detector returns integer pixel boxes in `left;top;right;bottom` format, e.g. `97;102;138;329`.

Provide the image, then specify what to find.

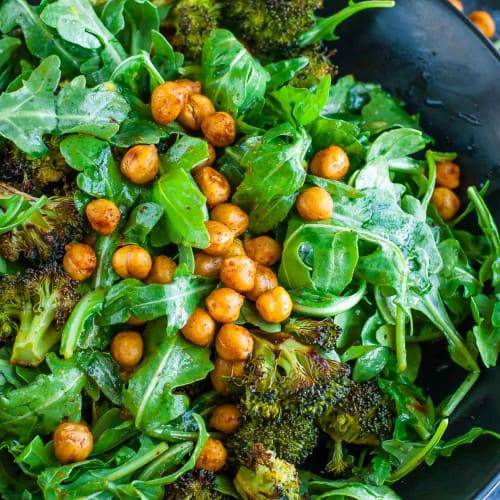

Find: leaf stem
395;305;407;372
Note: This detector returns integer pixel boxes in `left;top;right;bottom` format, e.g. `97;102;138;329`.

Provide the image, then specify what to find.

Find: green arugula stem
395;305;407;372
136;442;193;481
422;150;437;213
438;371;480;418
467;186;500;255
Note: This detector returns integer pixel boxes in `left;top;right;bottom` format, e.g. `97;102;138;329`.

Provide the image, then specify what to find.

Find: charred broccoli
283;316;342;351
163;469;232;500
0;263;81;366
288;45;337;88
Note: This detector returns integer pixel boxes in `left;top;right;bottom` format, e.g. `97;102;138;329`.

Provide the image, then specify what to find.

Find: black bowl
326;0;500;498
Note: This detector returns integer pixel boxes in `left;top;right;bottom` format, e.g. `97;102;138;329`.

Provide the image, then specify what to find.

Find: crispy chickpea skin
224;238;246;258
174;78;202;95
85;198;121;236
194;167;231;208
120;144;160;184
209;404;241;434
431;187;461;221
220;255;257;292
205;287;244;323
256;286;293;323
436;160;461;189
151;81;188;125
111;331;144;370
216;323;253;362
201;111;237;147
448;0;463;11
210;356;246;394
195;438;227;471
194;252;223;278
243;236;282;266
53;422;93;464
181;308;216;346
210;203;249;236
309;145;350;180
112;245;152;280
204;220;234;256
296;186;333;221
63;242;97;281
246;264;278;301
145;255;177;284
177;94;216;131
468;11;496;38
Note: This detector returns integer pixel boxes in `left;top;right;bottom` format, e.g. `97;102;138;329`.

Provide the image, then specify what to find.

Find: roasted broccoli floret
0;183;83;263
288;45;337;88
318;380;394;476
283;316;342;351
164;469;231;500
233;444;301;500
0;263;81;366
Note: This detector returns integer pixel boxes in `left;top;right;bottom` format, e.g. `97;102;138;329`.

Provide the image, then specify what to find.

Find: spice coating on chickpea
205;287;244;323
436;160;461;189
210;203;249;236
296;186;333;221
145;255;177;284
224;238;246;258
194;166;231;207
150;81;188;125
220;256;257;292
430;187;461;221
309;145;350;180
468;11;496;38
174;78;202;95
195;438;227;471
204;220;234;256
53;422;93;464
448;0;463;11
210;356;246;394
215;323;254;362
194;252;223;278
256;286;293;323
181;308;216;346
111;331;144;370
246;264;278;302
85;198;121;236
177;94;216;130
201;111;237;147
112;245;152;279
120;144;160;184
63;242;97;281
209;404;241;434
243;236;282;266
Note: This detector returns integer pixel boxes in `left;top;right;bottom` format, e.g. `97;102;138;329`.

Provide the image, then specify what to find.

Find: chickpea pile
430;159;462;221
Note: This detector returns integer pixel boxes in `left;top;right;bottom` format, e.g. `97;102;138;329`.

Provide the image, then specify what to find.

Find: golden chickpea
205;287;244;323
63;242;97;281
151;81;188;125
195;438;227;471
181;308;216;346
120;144;160;184
220;256;257;292
194;252;223;278
431;187;461;221
204;220;234;256
246;264;278;301
468;11;496;38
177;94;216;131
201;111;237;147
448;0;463;11
145;255;177;284
127;315;147;327
224;238;246;258
256;286;293;323
53;422;93;464
243;236;282;266
112;245;152;280
174;78;202;95
209;404;241;434
296;187;333;221
210;203;249;236
210;356;246;394
111;331;144;370
194;167;231;208
309;145;350;180
436;160;461;189
215;324;253;362
85;198;121;236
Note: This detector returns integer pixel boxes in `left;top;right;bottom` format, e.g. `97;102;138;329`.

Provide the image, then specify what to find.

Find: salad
0;0;499;498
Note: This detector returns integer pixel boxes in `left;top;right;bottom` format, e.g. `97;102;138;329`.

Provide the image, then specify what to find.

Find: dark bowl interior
325;0;500;497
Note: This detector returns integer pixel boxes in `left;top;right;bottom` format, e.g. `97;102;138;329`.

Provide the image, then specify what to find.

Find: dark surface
327;0;500;498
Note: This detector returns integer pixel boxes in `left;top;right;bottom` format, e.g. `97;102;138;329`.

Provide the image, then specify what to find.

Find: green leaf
160;136;210;173
307;479;400;499
123;202;164;245
366;128;427;162
265;57;309;91
470;294;500;368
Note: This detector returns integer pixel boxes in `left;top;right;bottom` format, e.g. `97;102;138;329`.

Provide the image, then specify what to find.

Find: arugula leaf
0;37;22;92
123;202;164;245
470;293;500;368
265;57;309;91
366;128;427;162
160;135;210;173
305;478;400;499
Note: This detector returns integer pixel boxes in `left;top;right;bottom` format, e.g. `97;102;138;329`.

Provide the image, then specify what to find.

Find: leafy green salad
0;0;499;498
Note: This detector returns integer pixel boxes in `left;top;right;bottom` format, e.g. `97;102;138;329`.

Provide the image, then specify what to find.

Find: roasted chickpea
430;187;461;221
436;160;461;189
151;81;188;125
63;242;96;281
309;145;350;180
85;198;121;236
224;238;246;258
181;308;216;346
256;286;293;323
220;256;257;292
174;78;202;95
178;94;216;130
448;0;463;11
111;330;144;370
210;203;249;236
243;236;282;266
209;404;241;434
53;422;93;464
127;315;147;327
145;255;177;284
296;186;333;221
194;252;223;278
120;144;160;184
204;220;234;256
194;167;231;207
246;264;278;301
195;438;227;471
112;245;152;279
215;323;253;362
468;11;496;38
201;111;237;147
210;356;246;394
205;287;244;323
